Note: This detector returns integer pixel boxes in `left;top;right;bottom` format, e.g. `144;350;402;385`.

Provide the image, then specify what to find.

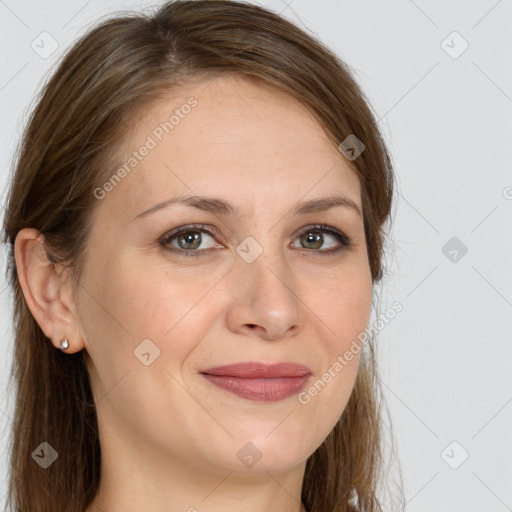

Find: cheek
311;264;373;345
297;268;372;437
80;254;226;373
78;256;221;435
327;269;373;378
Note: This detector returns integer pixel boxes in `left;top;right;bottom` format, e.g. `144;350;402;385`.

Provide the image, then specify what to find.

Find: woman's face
76;73;373;475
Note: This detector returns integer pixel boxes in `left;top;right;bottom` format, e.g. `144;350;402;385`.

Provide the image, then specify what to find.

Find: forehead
98;74;362;220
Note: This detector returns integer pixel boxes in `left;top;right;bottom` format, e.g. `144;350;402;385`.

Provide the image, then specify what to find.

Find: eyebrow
130;193;362;222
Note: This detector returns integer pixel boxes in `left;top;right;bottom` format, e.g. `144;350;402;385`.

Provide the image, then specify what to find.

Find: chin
216;431;312;474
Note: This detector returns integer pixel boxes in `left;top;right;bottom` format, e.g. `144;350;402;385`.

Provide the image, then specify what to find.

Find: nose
225;246;302;341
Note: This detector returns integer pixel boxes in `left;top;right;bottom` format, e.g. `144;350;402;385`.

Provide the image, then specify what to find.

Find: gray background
1;0;511;510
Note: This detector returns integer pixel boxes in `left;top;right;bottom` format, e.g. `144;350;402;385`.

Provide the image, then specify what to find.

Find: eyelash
160;223;352;258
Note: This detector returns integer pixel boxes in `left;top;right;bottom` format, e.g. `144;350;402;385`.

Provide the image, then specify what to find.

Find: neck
85;423;309;512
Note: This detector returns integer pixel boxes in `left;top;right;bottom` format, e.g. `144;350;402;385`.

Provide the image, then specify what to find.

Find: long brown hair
2;1;402;511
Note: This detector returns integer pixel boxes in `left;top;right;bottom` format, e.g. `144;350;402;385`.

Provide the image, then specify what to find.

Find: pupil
180;231;200;249
304;231;322;249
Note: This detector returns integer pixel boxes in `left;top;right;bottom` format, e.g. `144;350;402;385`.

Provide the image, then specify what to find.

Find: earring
59;337;69;350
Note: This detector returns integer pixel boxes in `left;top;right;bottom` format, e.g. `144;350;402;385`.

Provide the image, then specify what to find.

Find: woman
2;1;401;511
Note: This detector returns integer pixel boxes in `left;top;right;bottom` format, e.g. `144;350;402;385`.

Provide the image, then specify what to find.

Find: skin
15;73;373;512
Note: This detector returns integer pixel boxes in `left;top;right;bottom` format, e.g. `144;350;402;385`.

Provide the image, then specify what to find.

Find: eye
160;223;352;257
160;224;221;257
291;224;352;254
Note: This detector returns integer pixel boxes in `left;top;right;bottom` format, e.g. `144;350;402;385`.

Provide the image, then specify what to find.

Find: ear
14;228;86;353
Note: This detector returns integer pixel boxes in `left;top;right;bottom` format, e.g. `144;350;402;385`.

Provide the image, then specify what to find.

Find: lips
200;362;312;402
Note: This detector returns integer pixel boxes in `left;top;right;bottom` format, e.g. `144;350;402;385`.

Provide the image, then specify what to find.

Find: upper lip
200;362;312;379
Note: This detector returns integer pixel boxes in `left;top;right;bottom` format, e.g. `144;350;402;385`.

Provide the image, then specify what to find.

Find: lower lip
202;374;311;402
